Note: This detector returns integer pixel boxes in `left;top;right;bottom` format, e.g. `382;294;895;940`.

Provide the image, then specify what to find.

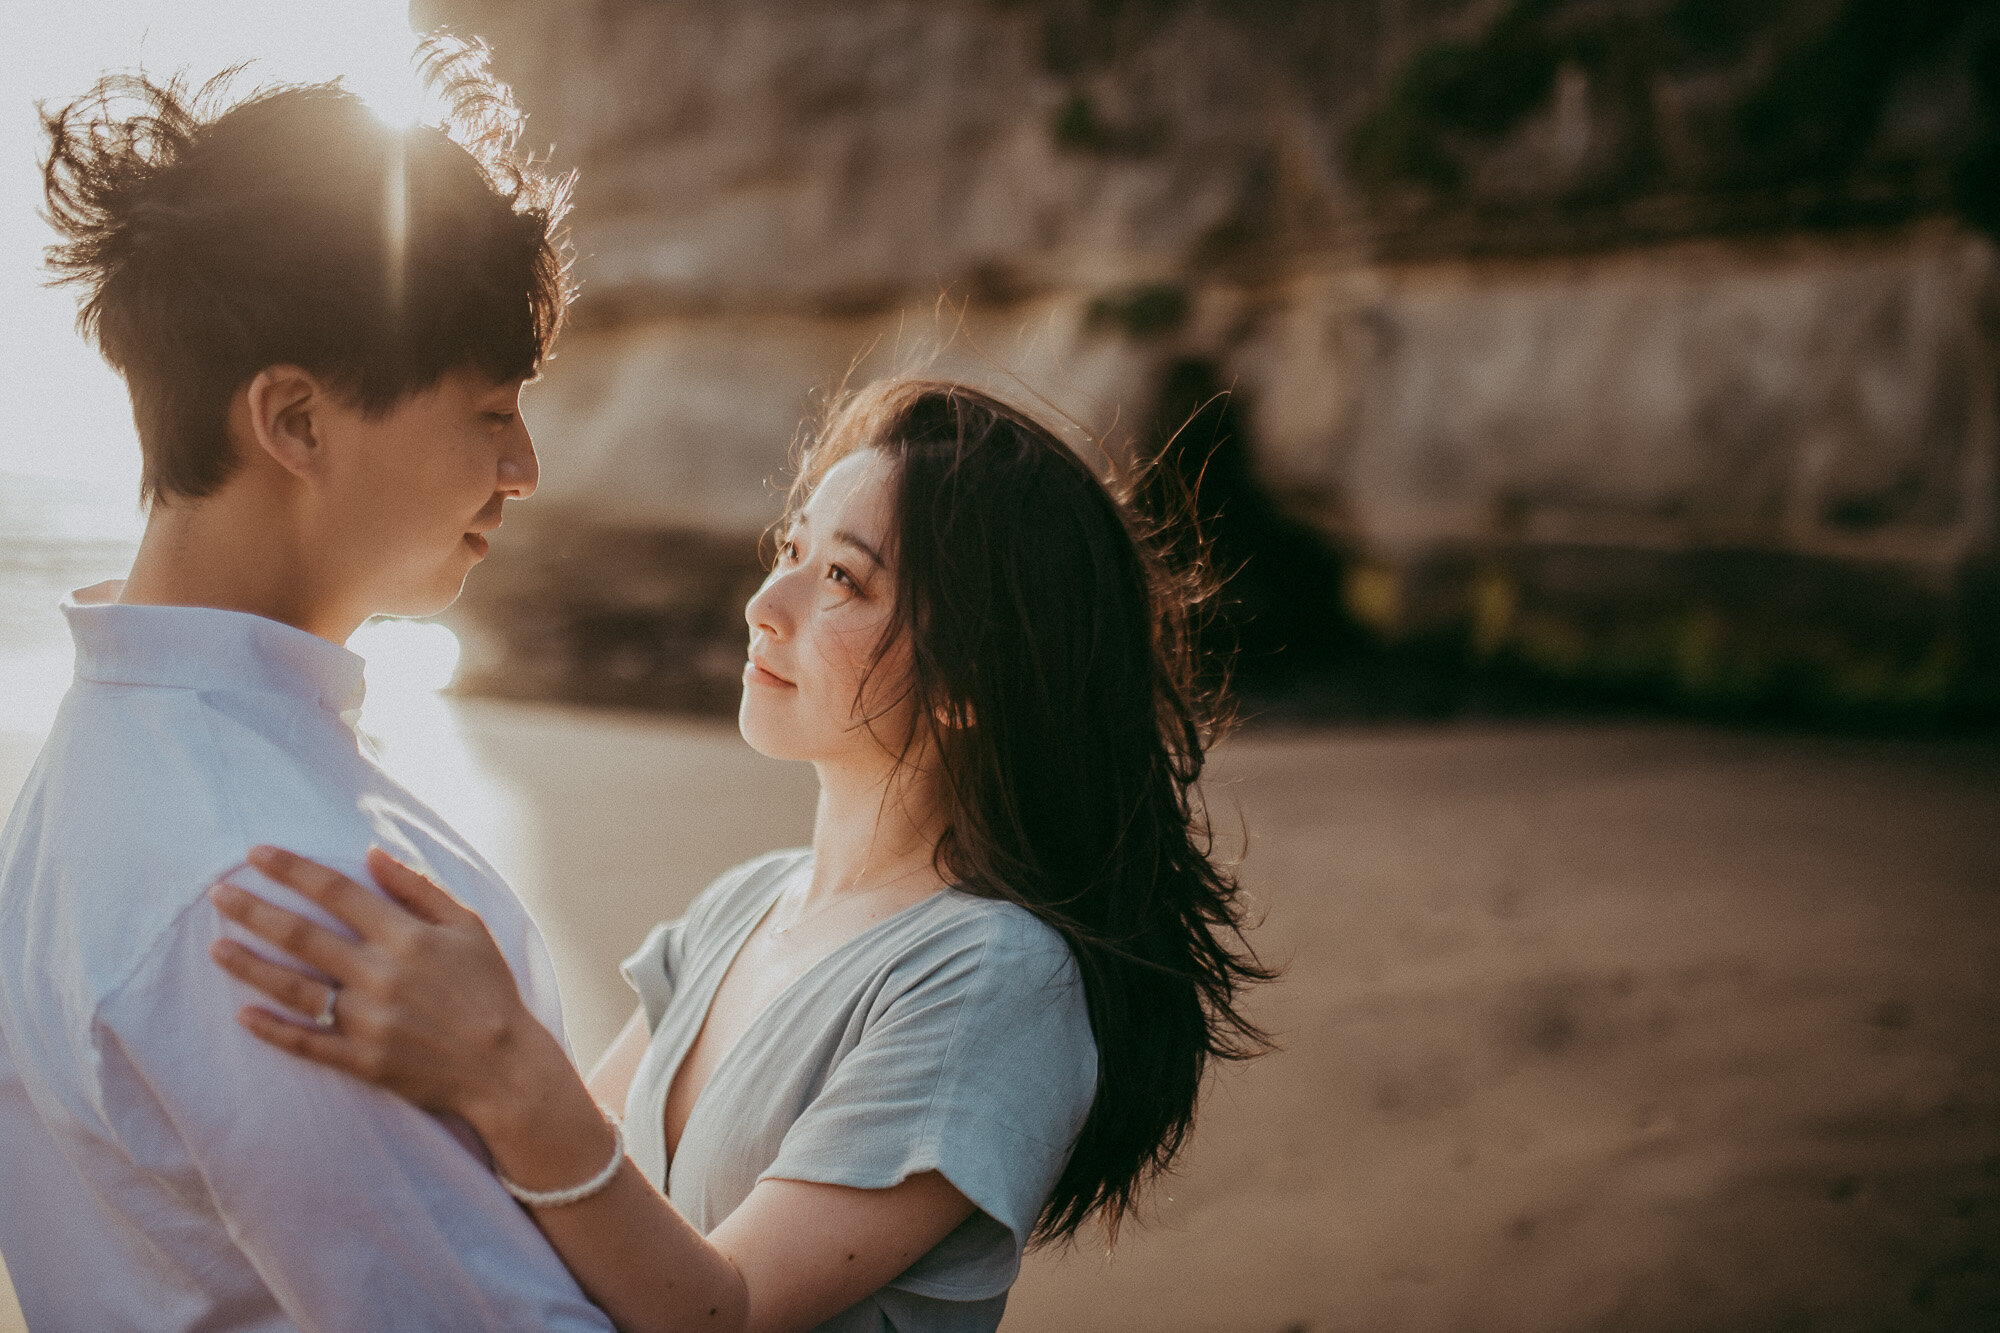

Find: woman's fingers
245;845;410;940
234;1002;370;1079
209;936;336;1021
209;878;366;978
365;847;476;928
210;939;381;1078
208;847;534;1122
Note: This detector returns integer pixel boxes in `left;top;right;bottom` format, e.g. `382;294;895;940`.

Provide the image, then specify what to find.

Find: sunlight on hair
0;0;436;487
384;136;409;320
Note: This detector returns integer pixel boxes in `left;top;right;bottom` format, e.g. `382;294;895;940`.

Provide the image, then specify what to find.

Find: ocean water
0;471;142;733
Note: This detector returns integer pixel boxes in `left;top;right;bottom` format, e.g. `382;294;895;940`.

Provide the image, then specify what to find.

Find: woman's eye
778;539;799;564
485;411;516;424
826;563;857;591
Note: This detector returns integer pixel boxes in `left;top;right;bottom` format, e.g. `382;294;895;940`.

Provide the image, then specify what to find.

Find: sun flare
1;0;430;487
350;618;463;698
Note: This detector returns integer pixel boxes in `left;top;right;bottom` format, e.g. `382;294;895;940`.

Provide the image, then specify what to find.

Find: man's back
0;589;612;1331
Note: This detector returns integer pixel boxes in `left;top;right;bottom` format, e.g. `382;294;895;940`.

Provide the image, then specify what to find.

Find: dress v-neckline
659;859;952;1165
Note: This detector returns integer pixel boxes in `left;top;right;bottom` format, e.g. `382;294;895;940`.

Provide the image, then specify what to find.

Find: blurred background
3;1;1999;1329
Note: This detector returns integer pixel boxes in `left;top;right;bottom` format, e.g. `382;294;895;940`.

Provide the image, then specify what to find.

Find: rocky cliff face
425;0;2000;722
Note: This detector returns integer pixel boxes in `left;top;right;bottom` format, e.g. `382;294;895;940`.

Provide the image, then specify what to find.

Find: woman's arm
208;847;974;1333
588;1007;650;1114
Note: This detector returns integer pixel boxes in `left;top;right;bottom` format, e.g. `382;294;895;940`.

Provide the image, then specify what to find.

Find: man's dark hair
39;36;573;505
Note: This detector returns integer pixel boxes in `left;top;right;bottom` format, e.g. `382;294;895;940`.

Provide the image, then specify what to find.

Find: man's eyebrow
833;530;886;570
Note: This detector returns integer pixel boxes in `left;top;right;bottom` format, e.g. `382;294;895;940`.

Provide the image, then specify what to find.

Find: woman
207;379;1273;1331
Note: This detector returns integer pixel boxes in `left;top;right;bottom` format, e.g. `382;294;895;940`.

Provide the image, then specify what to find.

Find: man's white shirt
0;585;614;1331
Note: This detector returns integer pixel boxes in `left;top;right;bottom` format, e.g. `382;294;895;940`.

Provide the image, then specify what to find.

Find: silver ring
313;985;339;1031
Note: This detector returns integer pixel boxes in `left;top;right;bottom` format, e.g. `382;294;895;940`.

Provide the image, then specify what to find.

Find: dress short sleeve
619;850;803;1036
619;919;685;1034
758;901;1098;1301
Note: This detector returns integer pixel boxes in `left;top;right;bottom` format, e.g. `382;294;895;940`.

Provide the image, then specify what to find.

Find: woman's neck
806;755;947;901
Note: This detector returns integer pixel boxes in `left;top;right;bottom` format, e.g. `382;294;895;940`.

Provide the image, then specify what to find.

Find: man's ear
239;365;325;481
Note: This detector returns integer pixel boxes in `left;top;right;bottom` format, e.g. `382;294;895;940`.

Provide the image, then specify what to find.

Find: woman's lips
463;531;490;557
744;659;794;688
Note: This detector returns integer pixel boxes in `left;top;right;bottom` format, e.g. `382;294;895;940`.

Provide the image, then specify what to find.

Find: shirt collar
63;580;367;717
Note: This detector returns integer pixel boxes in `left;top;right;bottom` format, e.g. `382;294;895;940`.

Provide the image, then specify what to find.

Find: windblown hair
785;379;1276;1244
39;36;573;504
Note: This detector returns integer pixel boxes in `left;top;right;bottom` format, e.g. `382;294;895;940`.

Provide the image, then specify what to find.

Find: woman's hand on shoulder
206;845;567;1136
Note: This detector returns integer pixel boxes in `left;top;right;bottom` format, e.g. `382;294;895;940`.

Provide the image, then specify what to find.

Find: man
0;41;616;1330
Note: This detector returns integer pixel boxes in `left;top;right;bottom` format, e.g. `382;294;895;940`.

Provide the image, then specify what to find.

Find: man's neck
120;491;362;644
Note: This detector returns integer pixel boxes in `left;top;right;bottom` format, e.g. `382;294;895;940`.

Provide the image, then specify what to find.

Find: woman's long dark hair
784;378;1276;1245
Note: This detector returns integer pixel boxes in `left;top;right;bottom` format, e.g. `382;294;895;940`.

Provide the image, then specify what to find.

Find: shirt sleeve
92;864;616;1333
758;908;1099;1301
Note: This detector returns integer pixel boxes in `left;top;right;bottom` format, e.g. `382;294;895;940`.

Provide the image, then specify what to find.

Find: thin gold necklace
768;859;935;937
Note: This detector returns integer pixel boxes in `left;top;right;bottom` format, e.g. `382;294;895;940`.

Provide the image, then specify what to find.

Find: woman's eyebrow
833;531;886;570
792;510;885;569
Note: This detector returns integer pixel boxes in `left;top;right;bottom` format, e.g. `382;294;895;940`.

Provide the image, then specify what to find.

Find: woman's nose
745;567;791;638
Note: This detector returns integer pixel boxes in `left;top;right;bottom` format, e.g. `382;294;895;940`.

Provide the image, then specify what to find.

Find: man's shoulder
1;684;360;1014
27;680;245;838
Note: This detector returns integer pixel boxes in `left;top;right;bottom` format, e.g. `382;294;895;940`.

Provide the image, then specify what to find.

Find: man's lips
463;498;506;558
463;510;503;558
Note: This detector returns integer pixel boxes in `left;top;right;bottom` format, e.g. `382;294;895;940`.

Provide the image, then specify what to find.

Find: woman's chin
737;699;808;761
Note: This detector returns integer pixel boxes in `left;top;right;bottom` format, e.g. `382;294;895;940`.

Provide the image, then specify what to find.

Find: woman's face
739;448;915;767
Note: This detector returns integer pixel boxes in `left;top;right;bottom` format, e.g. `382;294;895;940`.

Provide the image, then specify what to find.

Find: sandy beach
3;701;1997;1330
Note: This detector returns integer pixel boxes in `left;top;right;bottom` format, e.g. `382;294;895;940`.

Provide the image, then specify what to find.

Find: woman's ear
238;365;324;481
933;699;976;730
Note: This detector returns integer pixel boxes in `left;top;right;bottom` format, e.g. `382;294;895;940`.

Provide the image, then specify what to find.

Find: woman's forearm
467;1024;748;1333
204;852;965;1331
518;1162;748;1333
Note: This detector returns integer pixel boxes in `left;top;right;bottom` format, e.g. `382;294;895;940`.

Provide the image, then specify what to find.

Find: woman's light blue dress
619;848;1099;1332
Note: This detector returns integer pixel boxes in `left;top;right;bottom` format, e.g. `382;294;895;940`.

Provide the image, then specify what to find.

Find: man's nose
500;421;538;499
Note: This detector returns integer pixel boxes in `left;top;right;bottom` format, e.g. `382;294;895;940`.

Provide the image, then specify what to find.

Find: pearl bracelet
496;1119;626;1209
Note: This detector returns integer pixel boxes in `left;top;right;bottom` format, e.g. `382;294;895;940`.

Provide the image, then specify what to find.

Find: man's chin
428;571;473;617
375;574;469;624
